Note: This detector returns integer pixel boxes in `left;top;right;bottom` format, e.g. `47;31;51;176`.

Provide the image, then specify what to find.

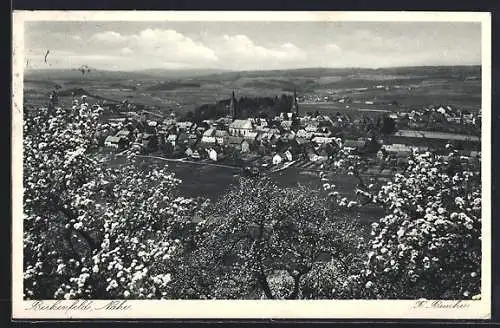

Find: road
135;154;341;175
135;154;241;170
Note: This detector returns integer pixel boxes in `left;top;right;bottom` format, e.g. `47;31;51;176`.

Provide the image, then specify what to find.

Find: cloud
324;43;341;54
88;28;218;66
25;23;480;71
128;28;218;62
210;34;307;69
91;31;127;43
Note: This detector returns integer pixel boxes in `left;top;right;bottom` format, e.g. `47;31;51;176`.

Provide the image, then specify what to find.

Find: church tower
229;90;238;119
292;88;299;115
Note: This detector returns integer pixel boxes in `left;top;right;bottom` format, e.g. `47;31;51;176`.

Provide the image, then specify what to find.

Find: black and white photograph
12;11;491;319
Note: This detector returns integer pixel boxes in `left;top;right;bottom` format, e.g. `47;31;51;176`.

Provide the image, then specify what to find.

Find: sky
24;21;482;71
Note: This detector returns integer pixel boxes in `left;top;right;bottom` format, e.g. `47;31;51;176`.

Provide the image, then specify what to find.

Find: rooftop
229;119;254;130
203;127;216;137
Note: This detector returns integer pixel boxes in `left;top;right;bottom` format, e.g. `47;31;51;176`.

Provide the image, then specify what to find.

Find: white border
11;11;492;319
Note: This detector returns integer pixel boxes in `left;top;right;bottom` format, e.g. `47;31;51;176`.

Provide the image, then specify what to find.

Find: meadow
23;65;481;227
24;65;481;115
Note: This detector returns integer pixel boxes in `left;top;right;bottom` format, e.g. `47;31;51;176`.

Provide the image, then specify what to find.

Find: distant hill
191;65;481;81
24;68;232;81
24;65;480;83
136;68;232;78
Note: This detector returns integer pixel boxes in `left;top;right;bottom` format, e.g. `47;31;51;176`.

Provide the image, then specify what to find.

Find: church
226;90;255;137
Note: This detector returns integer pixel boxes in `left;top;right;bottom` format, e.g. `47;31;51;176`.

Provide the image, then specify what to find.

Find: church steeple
292;88;299;115
229;90;238;119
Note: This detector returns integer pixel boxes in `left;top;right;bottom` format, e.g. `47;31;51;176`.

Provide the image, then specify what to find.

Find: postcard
12;10;491;319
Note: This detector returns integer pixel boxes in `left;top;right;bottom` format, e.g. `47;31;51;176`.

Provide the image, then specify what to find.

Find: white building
312;136;335;145
383;143;413;153
208;149;218;161
229;119;254;137
272;154;283;165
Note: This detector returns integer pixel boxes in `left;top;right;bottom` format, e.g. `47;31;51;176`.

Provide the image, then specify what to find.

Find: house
255;118;268;128
376;150;385;160
284;150;293;162
176;121;195;131
243;131;259;141
312;136;335;145
309;152;325;162
167;134;178;147
343;139;365;150
201;127;216;144
191;150;201;160
266;127;281;135
116;129;131;139
470;150;481;158
305;122;319;132
256;125;270;133
281;120;293;131
185;147;194;157
163;118;176;128
229;119;254;137
241;140;251;153
462;112;474;124
436;106;447;115
294;136;308;144
446;116;461;124
296;129;312;139
257;132;277;143
187;131;199;141
383;143;413;153
380;169;393;177
272;153;283;165
215;130;229;145
104;136;126;149
215;117;233;127
313;129;332;138
207;148;218;161
364;167;380;176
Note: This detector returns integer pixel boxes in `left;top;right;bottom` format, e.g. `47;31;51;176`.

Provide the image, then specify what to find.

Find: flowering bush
352;151;482;299
23;104;197;299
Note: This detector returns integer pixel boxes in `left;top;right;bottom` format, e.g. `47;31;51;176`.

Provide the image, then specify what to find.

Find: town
61;87;480;188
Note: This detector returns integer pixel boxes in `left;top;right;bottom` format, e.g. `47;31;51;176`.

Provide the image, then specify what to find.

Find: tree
23;104;197;300
170;177;363;299
349;151;481;299
329;146;368;190
380;115;396;135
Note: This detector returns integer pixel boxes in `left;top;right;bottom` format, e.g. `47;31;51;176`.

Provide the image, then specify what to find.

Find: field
24;66;481;115
23;65;481;227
